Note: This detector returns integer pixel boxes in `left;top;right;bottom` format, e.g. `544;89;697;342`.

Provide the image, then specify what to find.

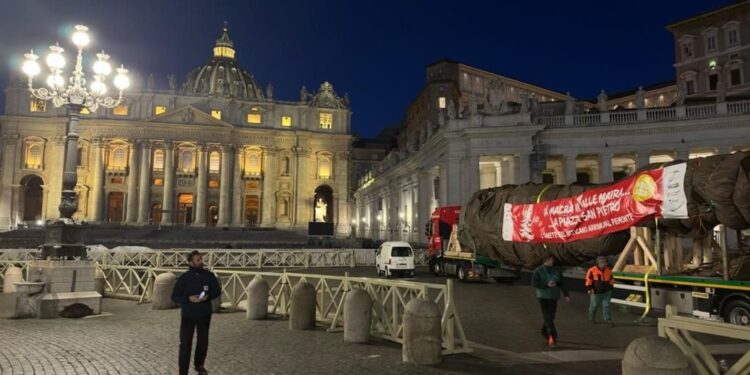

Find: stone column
45;137;66;219
461;155;479;205
516;153;531;184
160;141;175;225
417;171;431;237
261;147;278;226
636;151;651;169
90;139;105;222
193;144;208;226
231;147;244;226
137;141;152;224
125;141;139;224
294;147;310;225
0;135;19;230
563;153;578;184
598;152;613;183
218;144;233;226
438;162;448;206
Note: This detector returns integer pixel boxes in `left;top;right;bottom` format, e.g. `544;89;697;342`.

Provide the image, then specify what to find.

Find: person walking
531;255;570;348
172;250;221;375
586;256;615;325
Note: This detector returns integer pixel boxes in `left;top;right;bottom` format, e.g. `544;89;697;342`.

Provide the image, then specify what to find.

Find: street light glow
71;25;90;48
22;51;41;77
45;44;66;70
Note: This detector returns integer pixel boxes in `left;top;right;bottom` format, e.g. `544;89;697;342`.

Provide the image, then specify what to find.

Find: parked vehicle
375;241;415;278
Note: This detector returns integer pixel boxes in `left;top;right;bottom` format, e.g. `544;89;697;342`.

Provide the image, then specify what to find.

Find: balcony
106;166;128;176
243;171;262;180
536;99;750;129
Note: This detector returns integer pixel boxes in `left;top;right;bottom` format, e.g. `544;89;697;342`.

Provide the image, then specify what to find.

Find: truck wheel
432;261;442;276
724;299;750;326
457;265;468;282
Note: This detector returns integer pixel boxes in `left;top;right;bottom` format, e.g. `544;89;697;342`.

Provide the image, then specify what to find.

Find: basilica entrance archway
244;195;260;227
107;192;124;223
20;175;43;223
313;185;333;223
177;193;194;225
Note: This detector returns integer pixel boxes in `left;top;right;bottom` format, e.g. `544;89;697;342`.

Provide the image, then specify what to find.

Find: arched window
26;144;42;169
318;157;332;179
153;149;164;171
181;150;194;171
111;147;127;169
209;151;221;173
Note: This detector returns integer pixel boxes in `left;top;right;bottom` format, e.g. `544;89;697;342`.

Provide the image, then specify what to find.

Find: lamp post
22;25;130;259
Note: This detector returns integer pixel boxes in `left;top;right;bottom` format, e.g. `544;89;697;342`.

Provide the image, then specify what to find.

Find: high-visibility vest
585;266;614;288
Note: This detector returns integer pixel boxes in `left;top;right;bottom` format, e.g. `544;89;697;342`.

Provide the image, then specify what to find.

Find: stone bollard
622;336;691;375
152;273;177;310
344;288;372;343
211;275;222;314
3;266;23;294
246;278;270;320
94;269;106;295
402;299;442;365
289;282;316;330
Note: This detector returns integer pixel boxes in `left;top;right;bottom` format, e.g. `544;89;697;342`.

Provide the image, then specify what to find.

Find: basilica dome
181;26;263;100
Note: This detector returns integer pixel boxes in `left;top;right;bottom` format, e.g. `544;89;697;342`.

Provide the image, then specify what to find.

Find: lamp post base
39;221;88;260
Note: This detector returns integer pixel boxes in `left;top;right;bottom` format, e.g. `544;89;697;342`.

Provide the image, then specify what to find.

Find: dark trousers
538;298;558;340
179;314;211;375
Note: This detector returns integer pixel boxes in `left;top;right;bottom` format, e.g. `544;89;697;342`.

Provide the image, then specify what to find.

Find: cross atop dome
213;23;235;59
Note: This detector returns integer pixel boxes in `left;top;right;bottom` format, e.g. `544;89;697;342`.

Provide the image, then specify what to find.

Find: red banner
502;163;688;243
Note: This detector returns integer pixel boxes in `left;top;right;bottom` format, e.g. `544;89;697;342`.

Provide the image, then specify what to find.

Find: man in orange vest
586;256;614;325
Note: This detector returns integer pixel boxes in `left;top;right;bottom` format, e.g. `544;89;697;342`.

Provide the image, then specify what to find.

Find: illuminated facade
0;27;352;234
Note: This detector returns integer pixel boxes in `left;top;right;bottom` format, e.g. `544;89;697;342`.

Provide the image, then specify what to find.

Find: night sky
0;0;728;138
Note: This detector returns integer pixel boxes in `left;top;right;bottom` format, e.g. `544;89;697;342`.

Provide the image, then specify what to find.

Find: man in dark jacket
172;251;221;375
531;255;570;348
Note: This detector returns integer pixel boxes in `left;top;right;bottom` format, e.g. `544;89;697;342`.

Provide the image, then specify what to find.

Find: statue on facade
635;86;646;109
343;93;350;107
266;84;274;99
447;99;456;120
519;91;529;112
167;74;176;91
565;92;575;115
182;108;195;124
716;79;726;103
597;89;608;112
314;198;327;222
300;85;309;102
676;80;687;106
529;93;539;115
469;96;478;116
147;74;155;91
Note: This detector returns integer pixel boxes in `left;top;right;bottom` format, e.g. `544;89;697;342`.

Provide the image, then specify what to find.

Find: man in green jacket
531;255;571;348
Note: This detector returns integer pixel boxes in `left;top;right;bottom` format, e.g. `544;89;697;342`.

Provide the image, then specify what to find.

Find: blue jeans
588;290;612;321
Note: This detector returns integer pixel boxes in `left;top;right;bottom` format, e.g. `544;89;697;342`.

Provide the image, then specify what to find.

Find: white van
375;241;415;278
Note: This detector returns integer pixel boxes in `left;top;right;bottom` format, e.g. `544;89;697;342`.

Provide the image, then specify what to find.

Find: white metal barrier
99;265;470;355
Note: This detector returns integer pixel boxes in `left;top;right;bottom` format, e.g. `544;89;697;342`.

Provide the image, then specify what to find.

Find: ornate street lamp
22;24;130;259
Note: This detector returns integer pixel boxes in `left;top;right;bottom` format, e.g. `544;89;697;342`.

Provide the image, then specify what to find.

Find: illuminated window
153;178;163;186
281;116;292;127
153;149;164;171
25;144;42;168
319;112;333;129
245;152;262;176
113;104;129;116
80;107;91;115
211;110;222;120
247;112;263;124
209;151;221;173
181;150;194;171
438;97;446;109
318;157;332;179
110;147;127;169
213;46;235;59
208;179;220;189
29;97;46;112
154;106;166;116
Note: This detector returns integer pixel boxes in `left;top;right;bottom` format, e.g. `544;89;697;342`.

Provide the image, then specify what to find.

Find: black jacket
171;267;221;317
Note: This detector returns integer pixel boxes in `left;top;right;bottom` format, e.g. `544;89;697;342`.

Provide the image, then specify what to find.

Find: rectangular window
281;115;292;127
247;112;261;124
438;97;446;109
153;178;163;186
686;80;696;95
208;179;220;189
709;73;719;90
113;104;129;116
29;97;46;112
682;42;693;59
729;29;739;46
731;68;742;86
211;110;221;120
319;112;333;129
154;106;166;116
707;35;717;52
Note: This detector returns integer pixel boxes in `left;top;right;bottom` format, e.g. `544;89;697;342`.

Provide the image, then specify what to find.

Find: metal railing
100;265;470;355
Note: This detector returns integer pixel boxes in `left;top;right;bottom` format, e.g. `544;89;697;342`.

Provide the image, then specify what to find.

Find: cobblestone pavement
0;265;744;374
